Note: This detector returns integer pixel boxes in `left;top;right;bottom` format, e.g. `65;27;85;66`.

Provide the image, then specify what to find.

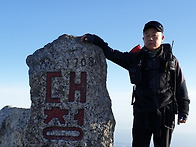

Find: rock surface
0;34;115;147
0;106;30;147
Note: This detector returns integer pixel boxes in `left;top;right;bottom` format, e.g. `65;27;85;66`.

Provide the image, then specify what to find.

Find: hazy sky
1;0;196;146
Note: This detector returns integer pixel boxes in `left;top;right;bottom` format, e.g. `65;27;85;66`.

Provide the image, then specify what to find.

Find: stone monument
24;34;116;147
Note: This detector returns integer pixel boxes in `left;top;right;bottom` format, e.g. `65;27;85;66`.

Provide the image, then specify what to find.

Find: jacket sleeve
175;58;190;114
83;34;135;69
99;43;135;70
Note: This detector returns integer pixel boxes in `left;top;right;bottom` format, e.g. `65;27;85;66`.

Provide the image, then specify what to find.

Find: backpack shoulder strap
162;43;178;113
162;43;176;70
162;43;172;55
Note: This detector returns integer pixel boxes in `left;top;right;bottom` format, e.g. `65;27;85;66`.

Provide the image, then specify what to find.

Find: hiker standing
81;21;190;147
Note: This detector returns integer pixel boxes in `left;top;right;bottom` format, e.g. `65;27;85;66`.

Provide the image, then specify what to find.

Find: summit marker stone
24;34;116;147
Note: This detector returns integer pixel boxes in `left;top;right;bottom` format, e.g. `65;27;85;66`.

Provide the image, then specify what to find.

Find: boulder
24;34;116;147
0;106;30;147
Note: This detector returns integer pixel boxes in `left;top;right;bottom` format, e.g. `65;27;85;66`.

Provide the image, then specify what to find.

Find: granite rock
24;34;116;147
0;34;115;147
0;106;30;147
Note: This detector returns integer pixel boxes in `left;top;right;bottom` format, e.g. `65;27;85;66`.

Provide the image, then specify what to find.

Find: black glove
178;113;188;125
81;34;108;48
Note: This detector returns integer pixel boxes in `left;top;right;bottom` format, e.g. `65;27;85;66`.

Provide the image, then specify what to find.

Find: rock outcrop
0;34;115;147
0;106;30;147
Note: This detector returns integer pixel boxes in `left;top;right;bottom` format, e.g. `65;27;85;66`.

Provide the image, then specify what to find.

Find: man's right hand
81;34;96;43
81;34;107;48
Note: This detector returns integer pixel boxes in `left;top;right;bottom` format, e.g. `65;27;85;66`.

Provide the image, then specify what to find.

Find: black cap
143;21;164;32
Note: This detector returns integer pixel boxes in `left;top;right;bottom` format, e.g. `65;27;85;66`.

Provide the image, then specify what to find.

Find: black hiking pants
132;107;175;147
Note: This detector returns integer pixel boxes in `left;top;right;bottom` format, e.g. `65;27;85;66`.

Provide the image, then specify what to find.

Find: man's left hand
178;113;188;125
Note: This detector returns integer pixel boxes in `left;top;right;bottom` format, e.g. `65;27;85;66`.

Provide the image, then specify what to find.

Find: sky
1;0;196;146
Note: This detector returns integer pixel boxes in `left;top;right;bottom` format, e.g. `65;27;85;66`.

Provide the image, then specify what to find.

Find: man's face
143;28;164;51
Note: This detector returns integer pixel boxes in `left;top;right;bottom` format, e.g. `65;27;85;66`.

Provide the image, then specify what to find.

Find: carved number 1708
66;57;94;67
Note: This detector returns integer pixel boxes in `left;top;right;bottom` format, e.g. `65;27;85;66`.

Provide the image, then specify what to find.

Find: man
81;21;190;147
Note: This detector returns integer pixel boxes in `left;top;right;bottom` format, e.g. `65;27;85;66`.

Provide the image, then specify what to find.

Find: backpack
129;43;176;85
130;44;178;113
